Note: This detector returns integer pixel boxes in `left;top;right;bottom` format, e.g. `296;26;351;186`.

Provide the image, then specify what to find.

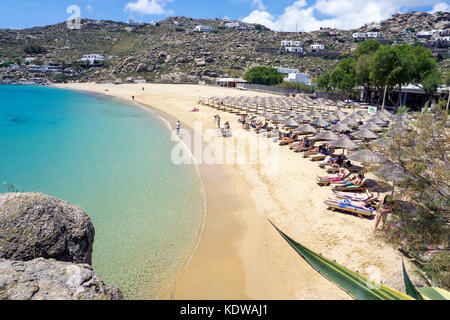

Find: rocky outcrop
0;258;123;300
0;192;124;300
0;193;95;265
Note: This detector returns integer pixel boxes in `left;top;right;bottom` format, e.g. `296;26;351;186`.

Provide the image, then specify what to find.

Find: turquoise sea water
0;85;205;299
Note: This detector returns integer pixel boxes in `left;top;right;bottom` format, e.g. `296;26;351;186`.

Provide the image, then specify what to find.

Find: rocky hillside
0;11;448;84
0;193;123;300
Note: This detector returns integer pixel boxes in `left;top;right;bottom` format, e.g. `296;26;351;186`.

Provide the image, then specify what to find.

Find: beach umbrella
379;109;393;118
371;137;391;150
347;149;385;164
352;129;380;140
282;110;297;118
328;137;359;154
375;162;408;198
340;117;359;126
284;118;300;128
295;114;312;122
332;110;347;118
367;116;386;125
310;118;329;127
360;122;382;132
307;110;322;118
313;130;340;141
271;114;286;122
295;124;317;134
260;111;273;119
330;123;350;132
323;114;338;122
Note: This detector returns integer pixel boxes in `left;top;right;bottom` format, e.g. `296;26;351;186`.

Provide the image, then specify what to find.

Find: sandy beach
54;82;410;300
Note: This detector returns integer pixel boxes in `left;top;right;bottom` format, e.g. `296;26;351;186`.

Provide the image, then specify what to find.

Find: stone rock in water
0;193;95;265
0;258;124;300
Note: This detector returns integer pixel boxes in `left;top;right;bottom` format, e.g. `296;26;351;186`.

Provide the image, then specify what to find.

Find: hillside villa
80;54;106;65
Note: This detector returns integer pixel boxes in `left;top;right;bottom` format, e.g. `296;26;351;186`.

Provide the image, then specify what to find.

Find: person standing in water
176;121;181;135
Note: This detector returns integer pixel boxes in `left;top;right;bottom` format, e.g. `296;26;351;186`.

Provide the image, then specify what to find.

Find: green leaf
270;220;414;300
402;260;424;300
417;287;450;300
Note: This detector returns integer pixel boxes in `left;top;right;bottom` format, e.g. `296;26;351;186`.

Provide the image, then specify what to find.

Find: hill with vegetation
0;11;448;84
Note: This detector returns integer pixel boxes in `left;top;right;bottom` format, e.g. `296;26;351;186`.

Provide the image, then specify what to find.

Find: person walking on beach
132;96;135;101
176;121;181;135
217;115;221;129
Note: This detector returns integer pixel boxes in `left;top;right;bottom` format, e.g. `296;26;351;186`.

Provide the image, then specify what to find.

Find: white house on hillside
276;67;300;75
80;54;105;64
367;32;382;38
310;44;325;51
281;40;302;47
127;19;145;26
194;25;213;32
352;33;367;40
417;31;434;38
225;22;240;28
286;73;312;86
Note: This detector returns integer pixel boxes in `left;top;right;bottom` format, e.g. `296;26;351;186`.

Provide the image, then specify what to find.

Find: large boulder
0;193;95;265
0;258;123;300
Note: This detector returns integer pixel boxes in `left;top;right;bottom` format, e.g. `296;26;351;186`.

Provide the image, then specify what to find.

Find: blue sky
1;0;448;31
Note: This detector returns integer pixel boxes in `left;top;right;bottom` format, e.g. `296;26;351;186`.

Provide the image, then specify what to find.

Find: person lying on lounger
317;168;350;182
322;154;344;166
333;174;364;187
333;190;376;202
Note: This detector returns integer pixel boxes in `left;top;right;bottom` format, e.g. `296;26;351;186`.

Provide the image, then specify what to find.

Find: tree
243;66;283;86
372;111;449;289
421;69;442;103
24;44;47;55
316;73;331;92
355;54;373;103
329;58;356;99
353;40;381;59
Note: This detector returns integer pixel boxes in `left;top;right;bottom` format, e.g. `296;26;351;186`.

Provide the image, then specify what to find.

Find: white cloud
242;0;445;32
251;0;266;10
124;0;174;15
429;2;450;13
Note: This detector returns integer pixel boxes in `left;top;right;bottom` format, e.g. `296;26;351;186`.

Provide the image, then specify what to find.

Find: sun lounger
332;191;379;203
324;198;375;218
331;178;369;192
325;165;362;174
316;173;350;186
310;153;335;161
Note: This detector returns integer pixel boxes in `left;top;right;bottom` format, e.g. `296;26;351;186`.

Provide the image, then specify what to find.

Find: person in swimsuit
374;196;394;232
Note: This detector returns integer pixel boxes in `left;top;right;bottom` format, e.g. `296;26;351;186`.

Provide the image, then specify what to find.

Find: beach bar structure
213;78;247;88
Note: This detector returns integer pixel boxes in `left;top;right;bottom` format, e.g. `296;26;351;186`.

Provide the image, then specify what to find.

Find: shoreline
52;83;411;300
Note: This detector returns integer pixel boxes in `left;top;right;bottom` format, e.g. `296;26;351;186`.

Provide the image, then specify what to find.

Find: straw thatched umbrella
328;137;359;154
314;130;340;141
271;114;286;122
371;137;390;150
282;110;297;118
330;122;351;132
260;111;274;120
295;124;317;134
361;122;382;132
323;114;338;122
367;116;386;125
295;114;312;122
332;109;347;118
308;110;322;118
347;149;385;164
310;118;329;127
284;118;300;128
375;162;408;198
340;117;359;126
352;129;380;140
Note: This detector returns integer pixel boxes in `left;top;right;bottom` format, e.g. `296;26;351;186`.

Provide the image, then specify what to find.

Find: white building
417;31;434;38
194;25;213;32
310;44;325;51
80;54;106;64
24;57;36;63
127;19;145;26
367;32;382;38
286;73;312;86
281;40;302;47
352;33;367;40
436;36;450;43
225;22;240;28
276;67;300;75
